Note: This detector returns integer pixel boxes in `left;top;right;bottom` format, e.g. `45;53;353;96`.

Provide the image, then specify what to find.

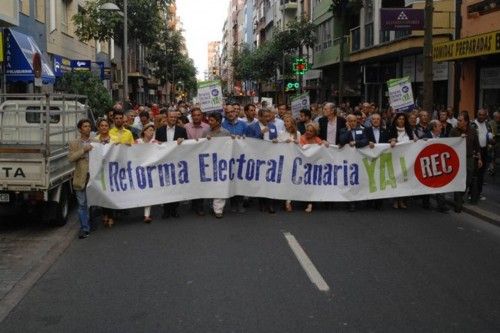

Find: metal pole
123;0;128;103
423;0;434;112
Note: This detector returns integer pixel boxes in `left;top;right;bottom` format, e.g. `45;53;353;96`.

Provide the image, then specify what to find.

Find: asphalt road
2;201;500;332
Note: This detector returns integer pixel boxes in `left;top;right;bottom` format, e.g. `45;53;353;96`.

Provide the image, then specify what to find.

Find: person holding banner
222;104;248;213
277;116;301;212
247;108;278;214
318;102;346;146
155;111;188;218
299;123;327;213
389;113;415;209
339;115;369;212
204;112;232;218
135;124;160;223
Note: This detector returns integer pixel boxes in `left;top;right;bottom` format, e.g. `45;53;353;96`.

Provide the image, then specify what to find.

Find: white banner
197;80;223;113
87;138;466;209
291;93;310;119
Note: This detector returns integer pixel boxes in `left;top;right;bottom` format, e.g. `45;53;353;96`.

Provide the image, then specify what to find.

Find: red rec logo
414;143;459;188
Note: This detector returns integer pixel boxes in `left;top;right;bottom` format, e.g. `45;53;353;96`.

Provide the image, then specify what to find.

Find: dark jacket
155;125;188;142
318;116;346;144
338;126;369;148
364;126;391;144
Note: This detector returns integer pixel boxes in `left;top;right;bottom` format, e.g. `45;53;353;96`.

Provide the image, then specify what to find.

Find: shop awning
5;29;55;84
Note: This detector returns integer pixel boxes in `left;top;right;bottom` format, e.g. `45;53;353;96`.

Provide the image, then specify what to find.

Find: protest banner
87;138;466;209
197;80;223;112
387;76;414;112
291;93;310;119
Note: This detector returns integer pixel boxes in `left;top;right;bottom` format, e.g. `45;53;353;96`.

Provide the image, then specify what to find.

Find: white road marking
283;231;330;293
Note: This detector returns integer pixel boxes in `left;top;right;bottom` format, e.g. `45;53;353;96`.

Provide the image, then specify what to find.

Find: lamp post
100;1;128;102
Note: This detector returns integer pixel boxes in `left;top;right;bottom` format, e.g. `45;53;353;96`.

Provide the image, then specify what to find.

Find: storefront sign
433;30;500;62
197;80;223;112
71;59;91;71
87;137;466;209
387;76;415;112
380;9;425;30
53;55;72;77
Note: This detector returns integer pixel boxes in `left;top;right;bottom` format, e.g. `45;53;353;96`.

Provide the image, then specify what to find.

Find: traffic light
285;81;300;92
292;57;308;75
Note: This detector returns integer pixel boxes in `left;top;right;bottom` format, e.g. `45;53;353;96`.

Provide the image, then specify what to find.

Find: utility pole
123;0;128;103
422;0;434;112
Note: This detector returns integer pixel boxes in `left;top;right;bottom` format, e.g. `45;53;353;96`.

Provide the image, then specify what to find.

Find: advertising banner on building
197;80;223;112
291;93;310;119
433;30;500;62
87;137;466;209
387;76;415;112
53;55;72;77
71;60;91;71
380;8;425;30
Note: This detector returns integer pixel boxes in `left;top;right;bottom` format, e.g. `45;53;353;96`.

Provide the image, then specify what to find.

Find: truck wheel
48;186;70;226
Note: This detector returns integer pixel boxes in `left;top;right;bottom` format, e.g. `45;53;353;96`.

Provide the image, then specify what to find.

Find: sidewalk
447;171;500;225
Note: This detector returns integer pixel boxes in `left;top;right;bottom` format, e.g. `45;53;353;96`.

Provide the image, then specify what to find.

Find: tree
72;0;171;46
55;71;113;118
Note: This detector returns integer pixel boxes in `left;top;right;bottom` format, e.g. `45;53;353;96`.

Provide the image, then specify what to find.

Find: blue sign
53;55;72;77
71;59;91;71
5;29;55;84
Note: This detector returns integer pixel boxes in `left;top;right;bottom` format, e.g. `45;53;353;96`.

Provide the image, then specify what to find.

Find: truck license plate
0;193;9;203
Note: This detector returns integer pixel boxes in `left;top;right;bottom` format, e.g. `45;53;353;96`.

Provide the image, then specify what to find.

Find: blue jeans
75;190;90;232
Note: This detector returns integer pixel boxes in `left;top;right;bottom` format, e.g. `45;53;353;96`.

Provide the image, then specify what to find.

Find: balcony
350;26;360;52
280;0;298;11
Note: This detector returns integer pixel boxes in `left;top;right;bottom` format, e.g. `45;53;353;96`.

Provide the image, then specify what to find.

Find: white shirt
474;120;489;147
166;125;176;142
372;127;380;143
259;122;270;141
240;117;258;126
272;117;285;133
327;118;337;144
278;130;301;142
396;127;410;143
447;117;458;128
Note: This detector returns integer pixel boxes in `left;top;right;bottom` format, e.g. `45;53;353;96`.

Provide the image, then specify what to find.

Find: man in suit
364;113;392;210
339;114;369;212
318;102;346;145
155;110;188;218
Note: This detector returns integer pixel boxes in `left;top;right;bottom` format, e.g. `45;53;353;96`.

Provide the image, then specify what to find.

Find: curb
0;216;78;323
445;199;500;226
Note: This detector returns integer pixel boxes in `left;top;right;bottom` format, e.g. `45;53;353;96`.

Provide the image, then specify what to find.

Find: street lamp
100;1;128;103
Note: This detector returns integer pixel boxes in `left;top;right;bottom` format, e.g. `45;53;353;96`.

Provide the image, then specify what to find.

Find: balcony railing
380;30;390;43
364;22;374;48
350;26;360;52
395;30;411;39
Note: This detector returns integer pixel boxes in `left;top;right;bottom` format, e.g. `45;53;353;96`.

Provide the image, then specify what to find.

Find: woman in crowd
388;113;415;209
277;116;301;212
93;118;114;227
299;123;327;213
135;124;159;223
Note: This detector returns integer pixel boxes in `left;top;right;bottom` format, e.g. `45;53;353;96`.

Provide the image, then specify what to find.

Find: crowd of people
69;99;499;239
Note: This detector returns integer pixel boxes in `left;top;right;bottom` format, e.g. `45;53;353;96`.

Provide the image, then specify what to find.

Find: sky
176;0;230;80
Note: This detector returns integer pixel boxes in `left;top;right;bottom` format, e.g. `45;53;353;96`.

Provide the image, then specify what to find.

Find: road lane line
283;232;330;293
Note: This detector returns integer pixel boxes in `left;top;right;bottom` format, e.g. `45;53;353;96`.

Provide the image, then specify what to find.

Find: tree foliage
55;71;113;118
72;0;171;46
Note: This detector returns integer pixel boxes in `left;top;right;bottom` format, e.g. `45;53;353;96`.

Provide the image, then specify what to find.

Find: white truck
0;94;89;225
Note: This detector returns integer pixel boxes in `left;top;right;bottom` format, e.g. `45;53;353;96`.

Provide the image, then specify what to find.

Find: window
19;0;30;16
61;0;69;33
35;0;45;22
25;107;61;124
